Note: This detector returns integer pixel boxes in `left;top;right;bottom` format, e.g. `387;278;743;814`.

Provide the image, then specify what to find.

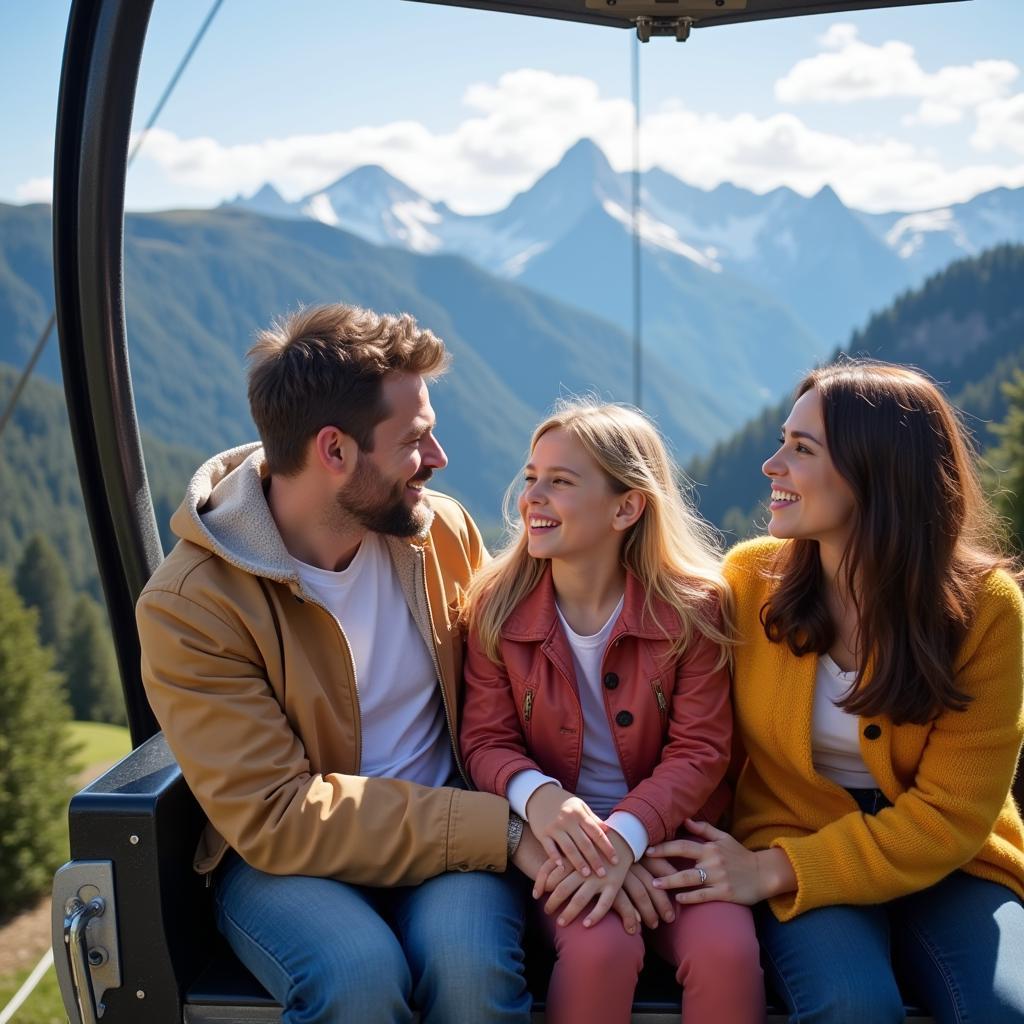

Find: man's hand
526;783;618;878
510;822;552;881
542;828;634;929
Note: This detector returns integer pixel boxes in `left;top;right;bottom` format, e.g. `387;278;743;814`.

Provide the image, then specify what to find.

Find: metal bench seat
53;734;938;1024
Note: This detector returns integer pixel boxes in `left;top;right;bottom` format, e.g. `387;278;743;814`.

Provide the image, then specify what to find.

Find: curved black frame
54;0;160;746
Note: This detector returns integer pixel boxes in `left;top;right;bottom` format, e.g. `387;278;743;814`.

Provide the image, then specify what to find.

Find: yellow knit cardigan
725;537;1024;922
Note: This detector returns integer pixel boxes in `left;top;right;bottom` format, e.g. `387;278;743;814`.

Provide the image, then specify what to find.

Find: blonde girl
460;400;762;1024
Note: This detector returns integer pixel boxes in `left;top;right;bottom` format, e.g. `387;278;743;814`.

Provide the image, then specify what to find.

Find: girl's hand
526;783;618;877
544;829;634;929
646;817;796;906
610;889;643;936
534;851;642;935
623;857;677;927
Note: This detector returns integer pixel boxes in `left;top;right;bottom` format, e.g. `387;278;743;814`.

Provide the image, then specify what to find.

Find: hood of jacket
170;441;299;584
169;440;434;589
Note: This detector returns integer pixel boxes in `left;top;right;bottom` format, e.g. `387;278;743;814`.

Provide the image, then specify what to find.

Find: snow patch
885;208;958;259
602;200;722;272
502;241;550;277
390;200;442;253
303;193;339;227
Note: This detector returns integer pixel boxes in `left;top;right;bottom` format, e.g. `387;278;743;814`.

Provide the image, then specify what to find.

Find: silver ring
696;867;708;886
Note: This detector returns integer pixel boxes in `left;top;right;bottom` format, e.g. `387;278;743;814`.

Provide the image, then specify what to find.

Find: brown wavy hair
248;304;448;476
761;359;1016;725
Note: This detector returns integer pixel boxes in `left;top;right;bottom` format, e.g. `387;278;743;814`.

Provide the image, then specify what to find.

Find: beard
330;453;433;538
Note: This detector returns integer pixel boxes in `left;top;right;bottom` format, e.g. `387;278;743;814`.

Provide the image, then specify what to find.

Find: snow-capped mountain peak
297;165;444;252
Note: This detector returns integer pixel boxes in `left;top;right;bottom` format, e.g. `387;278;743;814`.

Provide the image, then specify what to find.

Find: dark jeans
756;788;1024;1023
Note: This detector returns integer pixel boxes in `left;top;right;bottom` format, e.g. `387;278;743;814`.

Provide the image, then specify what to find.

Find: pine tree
15;533;73;650
59;595;126;726
0;571;76;918
987;369;1024;553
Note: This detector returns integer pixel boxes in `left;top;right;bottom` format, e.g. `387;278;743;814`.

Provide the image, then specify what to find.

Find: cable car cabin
49;1;1005;1021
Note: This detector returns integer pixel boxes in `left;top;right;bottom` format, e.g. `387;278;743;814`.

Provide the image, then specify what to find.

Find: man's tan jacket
136;443;509;886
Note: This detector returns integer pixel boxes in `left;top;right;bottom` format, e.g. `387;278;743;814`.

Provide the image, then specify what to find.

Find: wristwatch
506;812;525;860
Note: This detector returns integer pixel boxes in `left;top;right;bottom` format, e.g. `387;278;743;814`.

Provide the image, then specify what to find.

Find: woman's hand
526;783;619;877
646;817;796;906
542;829;634;929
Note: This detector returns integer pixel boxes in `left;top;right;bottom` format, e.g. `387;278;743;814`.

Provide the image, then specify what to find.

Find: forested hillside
0;201;742;531
0;365;201;594
690;245;1024;535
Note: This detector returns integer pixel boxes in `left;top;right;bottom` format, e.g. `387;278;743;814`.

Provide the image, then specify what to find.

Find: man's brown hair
247;304;449;475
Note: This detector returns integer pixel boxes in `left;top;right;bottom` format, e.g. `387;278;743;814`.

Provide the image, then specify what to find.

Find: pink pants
537;896;764;1024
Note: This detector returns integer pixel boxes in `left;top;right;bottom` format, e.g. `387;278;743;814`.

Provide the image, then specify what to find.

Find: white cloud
903;101;963;127
15;176;52;203
131;68;1024;217
775;23;1018;128
133;70;633;214
973;93;1024;154
636;105;1024;212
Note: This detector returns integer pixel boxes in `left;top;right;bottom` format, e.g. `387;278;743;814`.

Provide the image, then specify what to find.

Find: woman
647;360;1024;1022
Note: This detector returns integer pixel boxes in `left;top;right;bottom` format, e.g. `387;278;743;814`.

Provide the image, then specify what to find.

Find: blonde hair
467;399;733;666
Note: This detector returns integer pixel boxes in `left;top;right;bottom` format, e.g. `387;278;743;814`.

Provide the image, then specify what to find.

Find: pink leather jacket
460;568;733;845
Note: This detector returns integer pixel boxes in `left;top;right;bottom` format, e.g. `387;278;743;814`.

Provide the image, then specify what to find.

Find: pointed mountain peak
304;164;425;205
222;182;296;216
812;183;843;206
252;182;285;202
516;138;621;207
553;137;615;179
339;164;416;190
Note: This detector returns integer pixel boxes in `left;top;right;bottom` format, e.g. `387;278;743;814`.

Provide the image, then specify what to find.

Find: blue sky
3;0;1024;214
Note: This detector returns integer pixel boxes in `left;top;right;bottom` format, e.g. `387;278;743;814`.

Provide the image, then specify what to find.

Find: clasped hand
525;783;618;877
530;831;679;934
517;787;681;933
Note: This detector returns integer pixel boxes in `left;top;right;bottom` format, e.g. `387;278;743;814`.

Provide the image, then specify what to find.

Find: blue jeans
215;854;531;1024
757;789;1024;1024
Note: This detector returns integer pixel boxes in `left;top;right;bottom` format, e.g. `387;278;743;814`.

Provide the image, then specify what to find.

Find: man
137;304;533;1023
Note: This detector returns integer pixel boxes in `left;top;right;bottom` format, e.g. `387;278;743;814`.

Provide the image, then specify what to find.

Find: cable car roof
406;0;966;32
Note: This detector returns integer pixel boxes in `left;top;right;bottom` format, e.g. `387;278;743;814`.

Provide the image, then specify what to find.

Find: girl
460;400;763;1024
648;360;1024;1022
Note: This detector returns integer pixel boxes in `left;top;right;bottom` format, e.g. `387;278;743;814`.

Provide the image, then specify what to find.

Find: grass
68;720;131;775
0;962;65;1024
0;721;132;1022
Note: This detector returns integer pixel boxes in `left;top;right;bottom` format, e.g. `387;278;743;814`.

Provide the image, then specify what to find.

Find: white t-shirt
811;653;877;789
507;595;650;862
292;533;453;788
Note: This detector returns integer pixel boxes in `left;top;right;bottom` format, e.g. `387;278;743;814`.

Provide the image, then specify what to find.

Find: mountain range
229;137;1024;371
6;137;1024;555
0;200;747;531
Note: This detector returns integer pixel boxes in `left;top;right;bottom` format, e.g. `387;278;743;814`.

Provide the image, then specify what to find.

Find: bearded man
136;304;533;1024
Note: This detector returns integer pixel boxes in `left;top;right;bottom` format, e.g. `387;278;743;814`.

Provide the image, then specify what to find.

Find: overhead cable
631;31;643;410
0;0;226;444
